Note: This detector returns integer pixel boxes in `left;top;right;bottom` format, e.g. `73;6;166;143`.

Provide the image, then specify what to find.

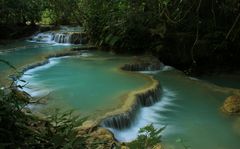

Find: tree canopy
0;0;239;71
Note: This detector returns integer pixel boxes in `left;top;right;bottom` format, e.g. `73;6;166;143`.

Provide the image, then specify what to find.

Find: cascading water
29;26;88;44
106;68;240;149
30;32;55;43
30;32;88;44
52;32;87;44
101;79;161;130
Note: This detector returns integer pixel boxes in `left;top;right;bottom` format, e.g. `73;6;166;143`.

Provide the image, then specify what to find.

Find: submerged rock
222;95;240;114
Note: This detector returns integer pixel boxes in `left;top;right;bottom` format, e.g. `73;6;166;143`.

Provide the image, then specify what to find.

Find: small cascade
121;63;163;71
102;102;140;130
53;33;70;43
29;31;88;44
136;86;161;106
121;57;164;71
101;83;161;130
30;32;55;43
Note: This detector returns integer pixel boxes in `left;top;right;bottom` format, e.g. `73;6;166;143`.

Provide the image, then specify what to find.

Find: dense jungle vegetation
1;0;239;73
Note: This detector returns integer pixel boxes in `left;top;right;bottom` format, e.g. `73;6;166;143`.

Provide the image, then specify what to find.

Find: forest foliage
1;0;239;71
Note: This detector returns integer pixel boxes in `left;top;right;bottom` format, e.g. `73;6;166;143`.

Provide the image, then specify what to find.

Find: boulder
222;95;240;114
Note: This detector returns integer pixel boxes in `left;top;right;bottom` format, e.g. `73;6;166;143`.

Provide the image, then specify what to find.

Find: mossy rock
222;95;240;114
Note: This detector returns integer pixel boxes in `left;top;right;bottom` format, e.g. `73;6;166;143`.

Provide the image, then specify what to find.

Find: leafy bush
127;124;165;149
0;85;87;148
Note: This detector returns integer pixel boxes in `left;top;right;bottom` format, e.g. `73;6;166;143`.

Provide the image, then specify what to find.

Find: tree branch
226;12;240;41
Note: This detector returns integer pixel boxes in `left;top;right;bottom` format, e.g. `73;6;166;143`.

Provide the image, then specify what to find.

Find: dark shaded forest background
1;0;240;73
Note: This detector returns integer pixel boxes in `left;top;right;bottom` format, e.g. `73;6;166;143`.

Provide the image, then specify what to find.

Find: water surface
1;28;240;149
19;54;150;116
112;69;240;149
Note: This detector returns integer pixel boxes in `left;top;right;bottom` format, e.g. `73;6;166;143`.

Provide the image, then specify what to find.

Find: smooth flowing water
111;69;240;149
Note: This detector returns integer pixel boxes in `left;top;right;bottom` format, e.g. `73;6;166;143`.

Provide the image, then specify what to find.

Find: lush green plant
43;109;88;148
79;0;171;53
0;0;46;25
0;87;89;148
127;124;165;149
0;58;88;148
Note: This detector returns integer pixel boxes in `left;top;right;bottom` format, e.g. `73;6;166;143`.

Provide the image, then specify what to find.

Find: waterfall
29;31;88;44
101;83;161;130
30;32;54;43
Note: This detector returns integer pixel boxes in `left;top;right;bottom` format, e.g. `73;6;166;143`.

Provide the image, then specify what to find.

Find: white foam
139;70;161;74
138;65;174;75
29;32;55;44
188;77;199;81
53;43;72;46
161;65;174;71
16;78;51;97
108;88;178;142
81;53;93;57
28;30;83;45
16;56;70;97
25;56;71;74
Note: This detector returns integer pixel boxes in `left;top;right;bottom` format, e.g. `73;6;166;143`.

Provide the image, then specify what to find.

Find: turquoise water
1;29;240;148
18;54;149;116
0;41;74;84
200;73;240;89
112;69;240;149
0;26;83;81
155;70;240;149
